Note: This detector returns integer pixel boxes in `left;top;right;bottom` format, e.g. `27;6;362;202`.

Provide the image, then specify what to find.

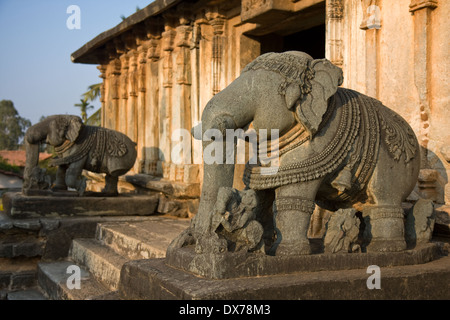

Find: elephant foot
363;205;406;252
271;240;311;256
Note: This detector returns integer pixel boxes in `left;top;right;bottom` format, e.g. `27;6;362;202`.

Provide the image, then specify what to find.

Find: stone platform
119;245;450;300
2;192;159;219
165;243;442;279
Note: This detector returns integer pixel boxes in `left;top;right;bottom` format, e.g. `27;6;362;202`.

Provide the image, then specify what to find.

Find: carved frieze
327;0;344;20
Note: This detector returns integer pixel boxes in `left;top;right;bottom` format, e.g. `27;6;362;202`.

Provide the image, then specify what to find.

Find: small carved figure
324;208;361;253
23;115;137;196
195;187;264;254
405;199;436;246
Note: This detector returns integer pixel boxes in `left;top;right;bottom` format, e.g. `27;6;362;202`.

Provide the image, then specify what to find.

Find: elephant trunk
22;140;40;191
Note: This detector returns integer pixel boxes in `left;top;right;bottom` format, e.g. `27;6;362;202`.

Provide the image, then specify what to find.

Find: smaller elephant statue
22;115;137;196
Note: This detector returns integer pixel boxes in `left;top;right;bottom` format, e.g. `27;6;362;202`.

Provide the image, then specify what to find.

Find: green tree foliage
82;83;102;102
0;100;31;150
78;82;102;125
74;98;94;123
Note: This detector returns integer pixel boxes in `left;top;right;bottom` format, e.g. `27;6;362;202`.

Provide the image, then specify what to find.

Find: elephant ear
66;116;83;142
294;59;343;137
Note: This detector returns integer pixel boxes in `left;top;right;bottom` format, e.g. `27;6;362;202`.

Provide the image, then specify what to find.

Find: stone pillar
97;65;107;127
360;0;381;99
145;19;162;176
325;0;344;68
409;0;438;169
118;53;129;135
111;58;121;131
123;32;138;153
206;8;226;96
136;28;148;173
190;15;208;168
129;49;139;173
105;39;121;131
173;10;193;167
160;20;176;173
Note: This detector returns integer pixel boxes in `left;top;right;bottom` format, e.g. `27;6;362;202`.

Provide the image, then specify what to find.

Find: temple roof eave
70;0;182;64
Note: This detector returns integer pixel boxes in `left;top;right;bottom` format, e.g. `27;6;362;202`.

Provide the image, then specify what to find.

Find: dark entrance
259;23;326;59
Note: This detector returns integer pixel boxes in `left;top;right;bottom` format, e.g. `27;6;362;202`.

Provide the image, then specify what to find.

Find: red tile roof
0;150;52;167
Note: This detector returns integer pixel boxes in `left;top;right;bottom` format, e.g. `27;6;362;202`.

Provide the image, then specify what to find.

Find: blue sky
0;0;151;125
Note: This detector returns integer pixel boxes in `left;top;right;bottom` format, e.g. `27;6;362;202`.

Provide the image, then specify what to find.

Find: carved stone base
165;242;441;280
119;246;450;300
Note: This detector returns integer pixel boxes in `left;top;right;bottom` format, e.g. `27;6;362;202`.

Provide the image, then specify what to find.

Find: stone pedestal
118;243;450;299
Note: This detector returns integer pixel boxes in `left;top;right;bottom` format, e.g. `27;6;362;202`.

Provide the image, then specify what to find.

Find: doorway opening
260;23;326;59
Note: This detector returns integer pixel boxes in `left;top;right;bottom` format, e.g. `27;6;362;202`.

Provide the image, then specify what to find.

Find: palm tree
74;98;93;123
82;83;102;102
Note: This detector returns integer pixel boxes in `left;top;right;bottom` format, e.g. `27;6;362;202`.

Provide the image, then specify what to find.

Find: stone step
38;261;111;300
0;257;39;291
70;238;128;291
96;217;190;260
6;287;47;300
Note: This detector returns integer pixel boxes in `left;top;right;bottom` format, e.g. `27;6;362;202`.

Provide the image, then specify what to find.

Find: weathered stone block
2;192;159;219
119;254;450;300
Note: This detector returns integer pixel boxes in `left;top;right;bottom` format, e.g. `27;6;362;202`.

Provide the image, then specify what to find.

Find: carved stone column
409;0;438;168
173;11;193;167
325;0;344;68
105;39;121;131
206;8;226;96
118;52;129;135
143;19;162;175
360;0;381;99
96;65;107;127
190;14;208;167
136;29;148;173
160;20;176;167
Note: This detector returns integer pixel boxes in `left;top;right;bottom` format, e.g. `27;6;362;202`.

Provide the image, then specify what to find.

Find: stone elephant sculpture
23;115;137;196
174;51;420;255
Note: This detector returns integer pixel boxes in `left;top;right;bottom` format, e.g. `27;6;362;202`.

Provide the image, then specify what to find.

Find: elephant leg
361;149;413;252
271;180;322;256
51;165;68;191
102;174;119;196
65;160;87;196
254;189;276;252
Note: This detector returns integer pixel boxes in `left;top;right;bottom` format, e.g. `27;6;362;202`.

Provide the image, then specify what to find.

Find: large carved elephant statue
23;115;137;196
175;51;420;255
